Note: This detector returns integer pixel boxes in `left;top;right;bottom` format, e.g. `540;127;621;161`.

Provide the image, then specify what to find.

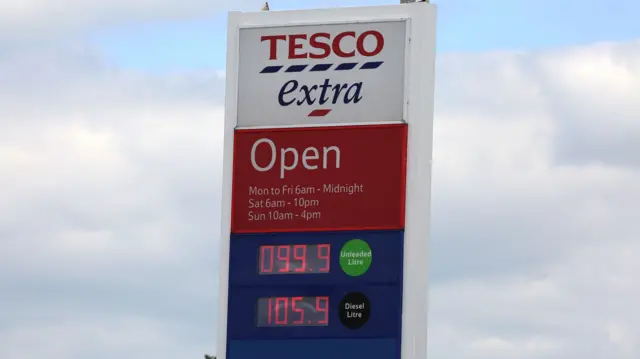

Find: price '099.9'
259;244;330;274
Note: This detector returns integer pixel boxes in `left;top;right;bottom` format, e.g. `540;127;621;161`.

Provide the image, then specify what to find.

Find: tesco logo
259;29;386;118
260;30;384;60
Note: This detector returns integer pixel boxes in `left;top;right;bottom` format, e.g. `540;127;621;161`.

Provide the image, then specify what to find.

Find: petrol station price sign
217;5;436;359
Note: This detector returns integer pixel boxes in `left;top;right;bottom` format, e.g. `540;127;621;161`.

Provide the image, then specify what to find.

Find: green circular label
339;239;372;276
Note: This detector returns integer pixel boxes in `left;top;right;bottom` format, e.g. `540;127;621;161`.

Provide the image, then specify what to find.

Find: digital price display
258;244;331;275
256;296;330;327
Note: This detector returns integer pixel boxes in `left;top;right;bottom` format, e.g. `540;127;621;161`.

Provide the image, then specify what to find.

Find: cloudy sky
1;0;639;359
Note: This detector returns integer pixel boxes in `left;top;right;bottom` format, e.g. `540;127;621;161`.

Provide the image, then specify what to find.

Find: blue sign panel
226;230;405;359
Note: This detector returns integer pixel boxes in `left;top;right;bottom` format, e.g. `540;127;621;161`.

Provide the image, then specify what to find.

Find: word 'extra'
278;79;362;107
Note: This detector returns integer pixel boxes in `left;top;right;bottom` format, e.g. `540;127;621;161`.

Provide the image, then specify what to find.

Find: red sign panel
231;124;407;233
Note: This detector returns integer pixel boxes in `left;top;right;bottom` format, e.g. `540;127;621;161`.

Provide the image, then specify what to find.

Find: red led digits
258;244;331;275
293;245;307;272
291;296;304;324
266;297;273;324
260;245;275;273
316;296;329;324
275;297;288;325
257;296;330;327
277;246;291;272
317;244;330;273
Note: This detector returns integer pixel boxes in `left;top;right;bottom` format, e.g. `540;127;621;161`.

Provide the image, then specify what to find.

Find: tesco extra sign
237;21;407;127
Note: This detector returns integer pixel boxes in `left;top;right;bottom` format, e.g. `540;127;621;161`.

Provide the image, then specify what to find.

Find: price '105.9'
257;296;330;327
259;244;330;275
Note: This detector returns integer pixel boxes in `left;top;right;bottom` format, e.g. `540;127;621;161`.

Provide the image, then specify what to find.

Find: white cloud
430;41;640;281
428;240;640;359
0;42;224;358
0;0;394;34
0;316;207;359
0;37;639;359
0;0;261;38
426;41;640;359
0;0;385;38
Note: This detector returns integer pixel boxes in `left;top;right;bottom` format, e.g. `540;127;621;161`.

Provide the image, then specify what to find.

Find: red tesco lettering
261;30;384;60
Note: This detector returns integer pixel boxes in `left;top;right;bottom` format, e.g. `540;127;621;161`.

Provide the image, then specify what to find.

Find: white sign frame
217;4;437;359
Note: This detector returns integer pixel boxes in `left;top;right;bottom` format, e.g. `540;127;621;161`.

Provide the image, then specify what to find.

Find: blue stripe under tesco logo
260;62;384;74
